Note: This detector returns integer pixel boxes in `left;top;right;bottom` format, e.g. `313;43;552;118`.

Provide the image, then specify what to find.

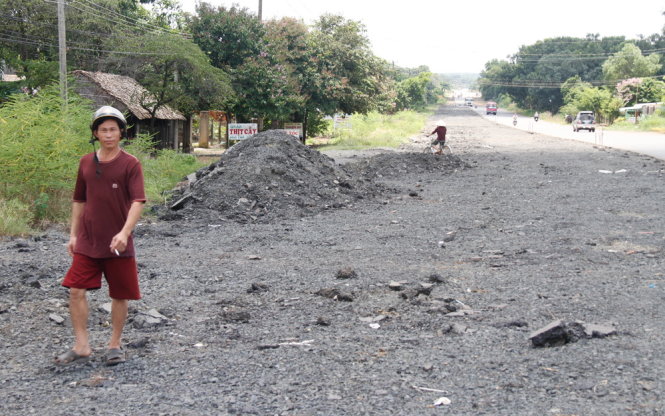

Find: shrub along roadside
0;85;90;234
312;107;434;150
0;85;206;236
608;109;665;133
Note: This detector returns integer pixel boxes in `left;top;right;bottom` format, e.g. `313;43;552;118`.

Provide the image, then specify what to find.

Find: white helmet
91;106;127;131
436;120;446;127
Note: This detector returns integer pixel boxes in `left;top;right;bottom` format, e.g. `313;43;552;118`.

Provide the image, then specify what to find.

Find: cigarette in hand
114;249;120;256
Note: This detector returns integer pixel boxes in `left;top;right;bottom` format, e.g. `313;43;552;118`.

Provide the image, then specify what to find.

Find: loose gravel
1;105;664;415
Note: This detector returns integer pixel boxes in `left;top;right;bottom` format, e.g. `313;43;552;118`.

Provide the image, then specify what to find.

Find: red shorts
63;253;141;300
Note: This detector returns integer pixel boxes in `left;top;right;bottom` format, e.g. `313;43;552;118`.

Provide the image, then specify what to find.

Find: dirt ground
1;105;665;415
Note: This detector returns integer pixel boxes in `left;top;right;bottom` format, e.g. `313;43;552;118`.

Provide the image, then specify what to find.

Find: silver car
572;111;596;132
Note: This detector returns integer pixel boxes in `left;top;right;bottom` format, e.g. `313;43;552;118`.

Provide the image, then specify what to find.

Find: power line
514;48;665;58
0;13;161;41
0;0;197;57
0;34;174;56
73;0;191;38
64;1;166;38
513;56;618;63
0;29;160;54
490;48;665;64
478;74;665;89
0;36;51;48
0;13;57;25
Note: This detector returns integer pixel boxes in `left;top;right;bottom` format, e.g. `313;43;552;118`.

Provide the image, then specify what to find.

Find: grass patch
0;198;34;236
608;115;665;133
312;107;435;150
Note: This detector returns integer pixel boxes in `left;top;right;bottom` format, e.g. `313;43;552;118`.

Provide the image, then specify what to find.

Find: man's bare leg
109;298;128;349
69;288;92;356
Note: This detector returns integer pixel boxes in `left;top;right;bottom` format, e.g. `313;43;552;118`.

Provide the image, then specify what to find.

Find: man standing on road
55;106;145;366
430;120;447;150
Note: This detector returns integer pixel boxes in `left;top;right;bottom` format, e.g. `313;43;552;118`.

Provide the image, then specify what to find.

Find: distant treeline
0;0;450;137
478;31;665;122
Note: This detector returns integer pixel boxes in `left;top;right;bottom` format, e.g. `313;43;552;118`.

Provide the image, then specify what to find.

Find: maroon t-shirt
73;150;145;258
431;126;447;141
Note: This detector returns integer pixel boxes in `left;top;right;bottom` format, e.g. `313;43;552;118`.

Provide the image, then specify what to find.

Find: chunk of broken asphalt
529;320;617;347
315;288;354;302
335;267;358;279
247;282;269;293
427;273;446;284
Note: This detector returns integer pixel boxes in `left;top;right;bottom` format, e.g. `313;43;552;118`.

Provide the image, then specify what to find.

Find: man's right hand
67;237;77;257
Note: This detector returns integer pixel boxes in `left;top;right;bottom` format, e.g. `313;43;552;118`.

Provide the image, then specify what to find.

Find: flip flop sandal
54;350;90;366
105;348;126;366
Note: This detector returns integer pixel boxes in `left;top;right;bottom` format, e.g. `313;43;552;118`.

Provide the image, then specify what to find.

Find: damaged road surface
1;105;665;415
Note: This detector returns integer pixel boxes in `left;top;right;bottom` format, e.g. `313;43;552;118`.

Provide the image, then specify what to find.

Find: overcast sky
177;0;665;74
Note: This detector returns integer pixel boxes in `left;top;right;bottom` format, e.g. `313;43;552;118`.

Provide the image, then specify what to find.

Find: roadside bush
0;82;24;105
305;112;333;138
321;108;431;149
0;84;90;227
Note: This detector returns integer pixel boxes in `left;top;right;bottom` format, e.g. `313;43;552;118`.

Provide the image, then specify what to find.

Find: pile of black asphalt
160;130;467;224
1;105;664;415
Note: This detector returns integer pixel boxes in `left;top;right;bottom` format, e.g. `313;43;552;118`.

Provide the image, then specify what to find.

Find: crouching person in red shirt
55;106;145;366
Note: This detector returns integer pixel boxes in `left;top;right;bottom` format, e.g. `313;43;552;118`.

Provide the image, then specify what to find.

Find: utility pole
57;0;67;101
257;0;263;132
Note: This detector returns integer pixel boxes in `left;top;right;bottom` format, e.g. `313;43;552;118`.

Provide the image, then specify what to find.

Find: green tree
637;77;665;102
230;53;302;123
560;78;621;123
478;59;517;101
616;77;665;105
602;43;661;81
395;72;433;110
0;0;62;90
479;36;627;113
561;76;592;105
306;15;392;115
390;65;444;107
257;17;310;123
259;14;394;137
189;3;265;70
15;60;59;90
0;0;57;63
65;0;174;70
189;3;303;124
141;0;186;29
0;0;177;88
103;32;234;117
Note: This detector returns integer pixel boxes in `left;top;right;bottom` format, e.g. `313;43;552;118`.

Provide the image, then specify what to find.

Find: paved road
473;106;665;161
